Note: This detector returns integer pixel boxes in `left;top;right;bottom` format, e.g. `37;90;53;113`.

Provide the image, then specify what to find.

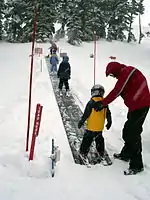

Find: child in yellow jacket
78;84;112;159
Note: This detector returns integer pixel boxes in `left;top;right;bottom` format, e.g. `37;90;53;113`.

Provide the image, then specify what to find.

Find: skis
92;150;112;166
59;90;70;97
103;150;112;166
73;138;112;167
78;151;112;167
78;153;91;168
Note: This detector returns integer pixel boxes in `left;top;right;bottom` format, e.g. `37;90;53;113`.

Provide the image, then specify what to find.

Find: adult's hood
106;62;127;78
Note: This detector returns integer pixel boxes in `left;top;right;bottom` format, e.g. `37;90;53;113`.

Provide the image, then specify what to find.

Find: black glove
106;120;112;130
78;120;84;129
93;101;104;111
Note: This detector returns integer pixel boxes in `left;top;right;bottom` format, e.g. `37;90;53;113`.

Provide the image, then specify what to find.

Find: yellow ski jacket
80;96;112;132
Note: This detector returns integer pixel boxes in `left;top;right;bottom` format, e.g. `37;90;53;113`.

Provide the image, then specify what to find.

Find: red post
93;31;97;85
29;104;43;161
26;5;38;152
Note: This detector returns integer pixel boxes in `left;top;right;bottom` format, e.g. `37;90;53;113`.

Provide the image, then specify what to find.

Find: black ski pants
58;78;69;91
120;107;149;170
80;130;104;156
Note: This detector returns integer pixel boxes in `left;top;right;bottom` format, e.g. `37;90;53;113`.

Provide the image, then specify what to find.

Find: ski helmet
52;49;56;54
63;55;69;62
91;84;105;97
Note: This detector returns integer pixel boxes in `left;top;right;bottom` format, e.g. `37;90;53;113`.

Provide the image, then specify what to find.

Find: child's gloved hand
78;120;83;129
106;121;112;130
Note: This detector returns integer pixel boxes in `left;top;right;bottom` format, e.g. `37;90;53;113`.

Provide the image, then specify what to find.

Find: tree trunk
127;13;133;43
138;13;142;44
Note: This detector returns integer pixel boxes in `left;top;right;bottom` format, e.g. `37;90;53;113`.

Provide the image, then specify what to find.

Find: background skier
50;49;59;73
78;84;112;165
94;62;150;175
57;55;71;95
49;41;58;55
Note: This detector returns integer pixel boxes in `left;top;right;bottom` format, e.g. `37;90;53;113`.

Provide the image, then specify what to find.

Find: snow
0;34;150;200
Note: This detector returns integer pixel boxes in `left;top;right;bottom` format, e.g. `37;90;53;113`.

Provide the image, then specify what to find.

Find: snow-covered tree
66;0;106;45
4;0;56;42
4;0;27;42
106;0;129;41
2;0;145;44
35;0;56;42
66;0;83;45
55;0;69;39
127;0;144;43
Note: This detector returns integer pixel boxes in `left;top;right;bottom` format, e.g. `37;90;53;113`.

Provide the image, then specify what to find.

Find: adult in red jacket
95;62;150;175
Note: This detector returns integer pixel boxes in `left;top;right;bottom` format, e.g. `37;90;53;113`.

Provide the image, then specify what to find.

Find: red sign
60;52;67;57
35;47;43;55
29;104;43;161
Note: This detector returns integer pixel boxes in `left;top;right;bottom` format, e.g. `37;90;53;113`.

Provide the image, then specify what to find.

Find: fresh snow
0;34;150;200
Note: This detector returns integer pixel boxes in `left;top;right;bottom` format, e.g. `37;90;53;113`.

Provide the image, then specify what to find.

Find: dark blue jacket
57;60;71;79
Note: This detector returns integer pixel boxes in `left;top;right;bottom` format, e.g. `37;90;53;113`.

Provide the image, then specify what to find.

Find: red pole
26;5;38;152
94;31;96;85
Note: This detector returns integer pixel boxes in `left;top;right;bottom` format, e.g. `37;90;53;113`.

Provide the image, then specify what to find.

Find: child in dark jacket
78;84;112;161
57;56;71;95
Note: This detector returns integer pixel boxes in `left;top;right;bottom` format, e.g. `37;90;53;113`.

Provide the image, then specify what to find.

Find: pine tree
4;0;56;42
4;0;26;42
0;0;4;40
21;0;36;42
79;0;106;41
106;0;129;41
22;0;56;42
66;0;105;45
36;0;56;42
66;0;83;45
127;0;144;43
55;0;69;39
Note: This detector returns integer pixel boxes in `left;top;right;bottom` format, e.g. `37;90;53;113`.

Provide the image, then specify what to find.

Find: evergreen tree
127;0;144;43
22;0;56;42
79;0;106;41
106;0;129;41
66;0;83;45
55;0;69;39
4;0;56;42
21;0;35;42
66;0;106;45
36;0;56;42
4;0;26;42
0;0;5;40
2;0;145;44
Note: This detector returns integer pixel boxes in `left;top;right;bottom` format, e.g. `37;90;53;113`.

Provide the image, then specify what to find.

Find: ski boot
79;153;91;168
59;89;63;96
113;153;129;162
124;167;144;175
65;90;70;97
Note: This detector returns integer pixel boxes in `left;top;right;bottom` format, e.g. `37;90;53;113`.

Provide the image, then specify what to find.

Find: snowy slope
0;35;150;200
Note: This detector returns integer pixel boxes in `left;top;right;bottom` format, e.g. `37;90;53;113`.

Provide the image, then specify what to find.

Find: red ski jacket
102;62;150;111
